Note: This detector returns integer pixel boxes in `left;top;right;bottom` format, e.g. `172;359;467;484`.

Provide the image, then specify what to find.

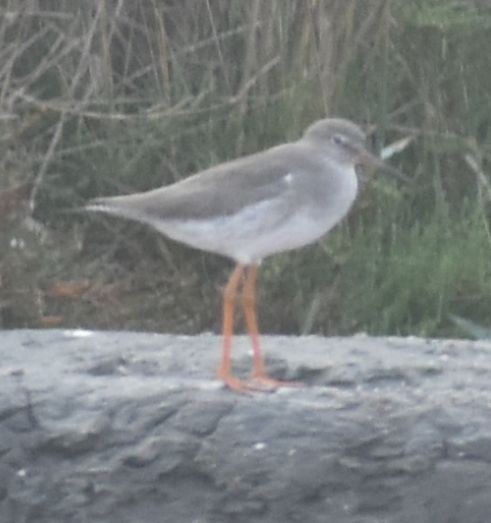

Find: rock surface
2;330;491;522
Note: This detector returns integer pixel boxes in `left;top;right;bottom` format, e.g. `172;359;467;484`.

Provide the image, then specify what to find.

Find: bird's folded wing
102;153;304;220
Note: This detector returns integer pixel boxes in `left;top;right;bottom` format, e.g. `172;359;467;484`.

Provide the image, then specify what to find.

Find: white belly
152;166;359;264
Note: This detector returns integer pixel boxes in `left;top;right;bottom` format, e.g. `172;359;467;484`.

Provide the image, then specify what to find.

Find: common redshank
86;118;397;392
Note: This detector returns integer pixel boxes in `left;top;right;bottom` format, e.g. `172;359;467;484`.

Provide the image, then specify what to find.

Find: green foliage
340;202;491;336
400;0;491;31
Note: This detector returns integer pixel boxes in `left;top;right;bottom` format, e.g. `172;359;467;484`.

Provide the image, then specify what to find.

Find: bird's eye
332;134;347;146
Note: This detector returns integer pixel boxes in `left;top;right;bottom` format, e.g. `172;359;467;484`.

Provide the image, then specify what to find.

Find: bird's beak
356;148;408;183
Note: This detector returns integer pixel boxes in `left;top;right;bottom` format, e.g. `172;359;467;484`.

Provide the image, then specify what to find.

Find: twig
17;91;196;121
229;56;281;104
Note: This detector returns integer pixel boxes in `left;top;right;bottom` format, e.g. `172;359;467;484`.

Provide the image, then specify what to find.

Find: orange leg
242;264;301;391
218;263;300;393
242;265;299;390
217;264;249;392
242;265;268;378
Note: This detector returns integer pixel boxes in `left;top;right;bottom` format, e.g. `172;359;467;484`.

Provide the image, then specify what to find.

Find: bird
86;118;398;393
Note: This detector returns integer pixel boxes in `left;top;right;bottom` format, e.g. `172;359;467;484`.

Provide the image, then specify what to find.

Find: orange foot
219;373;255;394
218;371;301;394
248;372;302;391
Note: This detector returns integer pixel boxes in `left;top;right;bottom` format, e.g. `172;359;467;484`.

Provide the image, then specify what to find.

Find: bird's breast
305;161;359;231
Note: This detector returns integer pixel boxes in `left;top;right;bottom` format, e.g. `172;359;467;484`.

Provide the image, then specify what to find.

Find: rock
1;330;491;522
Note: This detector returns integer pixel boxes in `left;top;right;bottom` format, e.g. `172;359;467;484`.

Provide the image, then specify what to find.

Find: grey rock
1;330;491;522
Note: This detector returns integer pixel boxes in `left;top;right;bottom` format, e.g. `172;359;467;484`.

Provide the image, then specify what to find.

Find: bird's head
303;118;404;179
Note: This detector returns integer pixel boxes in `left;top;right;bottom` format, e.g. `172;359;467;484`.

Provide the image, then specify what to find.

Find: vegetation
1;0;491;338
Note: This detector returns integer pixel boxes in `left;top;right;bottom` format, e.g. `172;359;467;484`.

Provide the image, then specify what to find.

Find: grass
1;0;491;338
338;201;491;336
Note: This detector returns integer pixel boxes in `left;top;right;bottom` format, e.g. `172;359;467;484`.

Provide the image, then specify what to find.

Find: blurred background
1;0;491;338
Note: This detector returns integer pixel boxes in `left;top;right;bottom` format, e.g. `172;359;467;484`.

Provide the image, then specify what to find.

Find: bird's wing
91;144;316;224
